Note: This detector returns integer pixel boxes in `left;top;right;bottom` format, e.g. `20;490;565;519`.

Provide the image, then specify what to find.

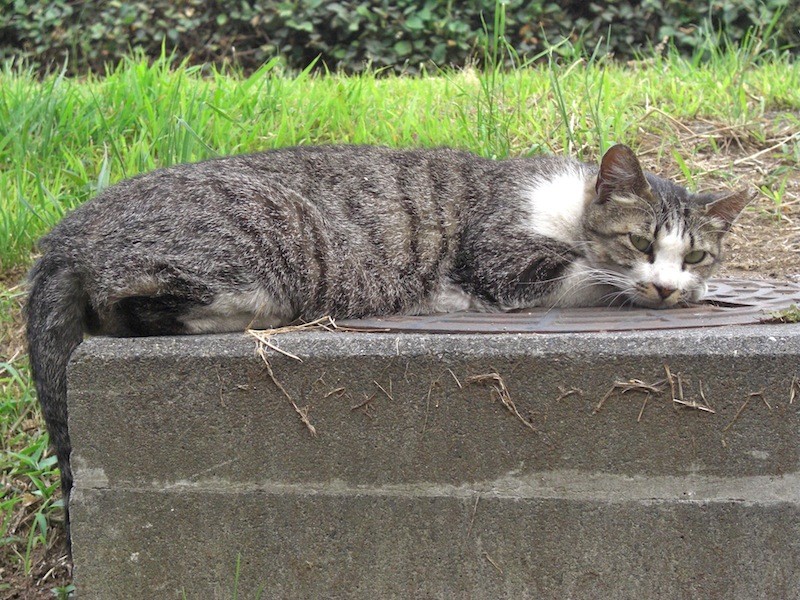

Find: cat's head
581;144;753;308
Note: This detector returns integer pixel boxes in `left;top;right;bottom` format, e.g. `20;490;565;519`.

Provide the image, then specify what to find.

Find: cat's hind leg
178;288;297;333
96;263;294;336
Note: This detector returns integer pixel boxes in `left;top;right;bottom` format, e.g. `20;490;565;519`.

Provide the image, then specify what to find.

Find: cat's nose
653;284;676;299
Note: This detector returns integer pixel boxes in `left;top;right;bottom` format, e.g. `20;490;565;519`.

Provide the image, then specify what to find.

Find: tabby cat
26;143;751;540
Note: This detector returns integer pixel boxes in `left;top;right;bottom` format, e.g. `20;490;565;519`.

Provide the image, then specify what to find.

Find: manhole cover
339;278;800;334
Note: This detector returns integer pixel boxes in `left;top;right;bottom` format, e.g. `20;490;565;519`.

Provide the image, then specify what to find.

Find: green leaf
431;42;447;63
393;40;412;56
286;19;313;32
405;16;423;30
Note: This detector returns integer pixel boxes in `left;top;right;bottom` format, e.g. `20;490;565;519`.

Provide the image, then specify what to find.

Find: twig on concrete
672;398;716;413
466;372;535;432
324;387;346;398
664;364;677;409
350;392;376;412
625;379;666;394
555;386;583;402
699;380;713;411
594;378;665;415
749;389;771;410
483;552;503;574
447;367;463;389
249;317;346;436
467;495;480;537
593;385;616;414
637;395;649;422
256;346;317;436
258;338;302;362
723;397;751;432
421;376;442;435
248;315;339;361
791;375;798;405
374;379;394;402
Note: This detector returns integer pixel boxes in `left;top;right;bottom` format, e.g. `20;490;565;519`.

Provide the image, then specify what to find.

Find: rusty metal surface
339;278;800;334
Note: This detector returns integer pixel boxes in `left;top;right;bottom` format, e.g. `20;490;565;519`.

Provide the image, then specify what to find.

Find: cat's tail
26;253;88;546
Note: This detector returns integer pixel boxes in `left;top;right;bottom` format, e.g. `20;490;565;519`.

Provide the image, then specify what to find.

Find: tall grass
1;43;799;269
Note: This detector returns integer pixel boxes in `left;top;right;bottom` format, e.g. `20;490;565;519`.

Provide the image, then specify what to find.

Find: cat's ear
595;144;651;202
704;189;756;231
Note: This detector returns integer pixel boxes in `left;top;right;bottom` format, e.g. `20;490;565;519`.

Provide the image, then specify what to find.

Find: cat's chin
629;296;683;309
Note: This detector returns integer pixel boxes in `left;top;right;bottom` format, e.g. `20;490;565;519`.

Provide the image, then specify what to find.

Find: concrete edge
70;322;800;364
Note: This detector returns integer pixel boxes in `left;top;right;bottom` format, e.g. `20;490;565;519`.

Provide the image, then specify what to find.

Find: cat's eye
628;233;652;253
684;250;706;264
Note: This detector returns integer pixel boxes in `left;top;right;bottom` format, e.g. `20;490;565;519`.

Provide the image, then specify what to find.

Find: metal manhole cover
339;278;800;334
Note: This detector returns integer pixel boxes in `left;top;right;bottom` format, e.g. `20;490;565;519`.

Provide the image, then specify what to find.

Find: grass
2;41;800;268
1;29;799;597
1;284;66;593
768;304;800;323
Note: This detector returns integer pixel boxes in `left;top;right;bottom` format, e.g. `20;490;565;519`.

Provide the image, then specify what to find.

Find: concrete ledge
68;325;800;599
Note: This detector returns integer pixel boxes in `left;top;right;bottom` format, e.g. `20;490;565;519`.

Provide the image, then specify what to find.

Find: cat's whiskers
541;264;630;310
600;287;638;307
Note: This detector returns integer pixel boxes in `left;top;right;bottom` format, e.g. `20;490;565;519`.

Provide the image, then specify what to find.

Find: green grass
1;30;799;595
768;304;800;323
1;285;62;576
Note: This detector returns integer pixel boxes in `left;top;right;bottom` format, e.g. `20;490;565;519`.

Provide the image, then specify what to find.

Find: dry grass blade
594;378;665;414
447;367;463;389
421;377;441;435
723;397;751;433
483;552;504;574
248;315;339;361
676;378;715;412
466;372;535;432
699;380;713;411
749;389;771;410
248;315;338;336
671;398;716;413
350;393;375;412
593;385;616;414
664;364;677;407
252;325;319;436
466;494;480;537
555;386;582;402
247;317;343;435
1;349;20;370
374;379;394;401
790;375;798;405
621;379;666;394
733;130;800;165
637;395;649;422
256;346;317;436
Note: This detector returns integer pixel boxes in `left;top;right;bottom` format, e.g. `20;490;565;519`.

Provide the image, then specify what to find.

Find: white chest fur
524;167;593;244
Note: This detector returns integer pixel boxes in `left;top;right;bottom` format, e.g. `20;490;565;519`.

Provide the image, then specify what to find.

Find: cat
26;143;751;543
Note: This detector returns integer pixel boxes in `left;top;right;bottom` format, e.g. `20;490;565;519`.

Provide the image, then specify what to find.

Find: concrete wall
68;325;800;599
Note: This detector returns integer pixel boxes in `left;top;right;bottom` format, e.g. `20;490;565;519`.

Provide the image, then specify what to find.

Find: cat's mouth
625;286;691;309
625;281;705;309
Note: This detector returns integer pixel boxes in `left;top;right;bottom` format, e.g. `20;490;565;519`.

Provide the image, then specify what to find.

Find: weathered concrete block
68;325;800;599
